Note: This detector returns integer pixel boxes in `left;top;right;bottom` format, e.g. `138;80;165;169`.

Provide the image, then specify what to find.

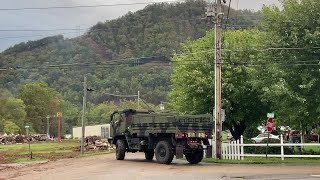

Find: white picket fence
216;134;320;160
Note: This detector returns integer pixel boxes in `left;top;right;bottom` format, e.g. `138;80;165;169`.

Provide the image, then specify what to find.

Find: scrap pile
83;136;114;151
0;134;52;144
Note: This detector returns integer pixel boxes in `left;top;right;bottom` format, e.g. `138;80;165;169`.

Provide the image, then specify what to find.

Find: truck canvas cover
128;113;213;137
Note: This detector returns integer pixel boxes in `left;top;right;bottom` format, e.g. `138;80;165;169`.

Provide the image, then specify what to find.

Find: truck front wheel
155;140;174;164
185;149;203;164
116;139;126;160
144;149;154;160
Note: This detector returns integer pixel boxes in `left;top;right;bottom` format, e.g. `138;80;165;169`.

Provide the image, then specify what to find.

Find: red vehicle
308;132;319;142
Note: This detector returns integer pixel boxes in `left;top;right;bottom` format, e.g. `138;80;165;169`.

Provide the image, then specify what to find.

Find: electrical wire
96;91;138;98
0;17;207;40
2;43;320;72
0;1;185;11
235;0;239;25
224;0;232;29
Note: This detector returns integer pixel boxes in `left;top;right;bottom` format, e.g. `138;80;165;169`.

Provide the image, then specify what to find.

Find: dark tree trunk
226;122;246;140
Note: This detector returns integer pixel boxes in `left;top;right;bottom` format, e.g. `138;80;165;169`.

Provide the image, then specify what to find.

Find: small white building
72;124;110;139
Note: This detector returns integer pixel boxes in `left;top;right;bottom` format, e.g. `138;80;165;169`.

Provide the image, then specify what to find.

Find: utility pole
57;113;61;143
137;91;140;109
215;0;223;160
46;115;50;138
207;0;223;159
80;76;87;155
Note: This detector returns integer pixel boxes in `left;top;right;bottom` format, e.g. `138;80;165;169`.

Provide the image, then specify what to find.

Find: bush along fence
216;135;320;160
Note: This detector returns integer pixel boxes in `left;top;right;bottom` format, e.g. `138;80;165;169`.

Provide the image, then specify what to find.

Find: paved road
1;153;320;180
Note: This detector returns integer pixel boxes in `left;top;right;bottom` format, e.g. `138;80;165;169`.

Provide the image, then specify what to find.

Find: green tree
0;89;26;132
170;30;271;139
60;100;80;134
87;102;118;125
3;120;21;134
17;81;59;133
262;0;320;130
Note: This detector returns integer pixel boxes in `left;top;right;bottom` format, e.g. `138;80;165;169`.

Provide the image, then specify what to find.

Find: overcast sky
0;0;280;51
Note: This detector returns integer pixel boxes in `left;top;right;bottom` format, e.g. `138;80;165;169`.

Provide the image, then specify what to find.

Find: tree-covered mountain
0;0;260;107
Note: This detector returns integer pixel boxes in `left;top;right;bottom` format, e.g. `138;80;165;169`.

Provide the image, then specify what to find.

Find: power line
0;31;81;40
0;17;207;40
0;15;264;34
2;46;320;72
1;60;319;73
97;91;138;98
0;28;83;32
0;1;185;11
224;0;232;29
222;47;320;52
0;17;207;33
0;16;265;40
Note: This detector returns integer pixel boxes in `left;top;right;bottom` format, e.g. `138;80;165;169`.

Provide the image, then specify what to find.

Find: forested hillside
0;0;259;106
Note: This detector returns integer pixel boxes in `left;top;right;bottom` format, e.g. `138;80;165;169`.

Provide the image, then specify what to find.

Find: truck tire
116;139;126;160
155;140;174;164
145;149;154;160
185;149;203;164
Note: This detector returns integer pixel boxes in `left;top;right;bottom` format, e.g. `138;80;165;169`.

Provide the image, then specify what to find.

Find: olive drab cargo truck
108;109;214;164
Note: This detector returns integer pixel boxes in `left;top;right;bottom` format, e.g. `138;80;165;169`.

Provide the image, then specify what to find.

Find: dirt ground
1;153;320;180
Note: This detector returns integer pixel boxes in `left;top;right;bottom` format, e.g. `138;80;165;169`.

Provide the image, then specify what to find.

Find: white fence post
224;143;227;160
230;141;234;160
211;139;216;159
234;141;236;160
226;143;231;159
222;143;225;159
280;134;284;160
230;141;235;160
237;139;240;160
240;135;244;160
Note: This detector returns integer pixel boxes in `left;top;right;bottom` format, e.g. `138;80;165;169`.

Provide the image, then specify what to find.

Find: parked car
251;133;280;143
288;130;301;143
307;132;319;142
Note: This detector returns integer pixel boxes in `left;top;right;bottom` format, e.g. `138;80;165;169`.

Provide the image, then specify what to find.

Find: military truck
108;109;213;164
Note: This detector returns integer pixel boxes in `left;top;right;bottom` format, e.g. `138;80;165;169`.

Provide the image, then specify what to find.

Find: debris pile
0;134;52;144
76;136;115;151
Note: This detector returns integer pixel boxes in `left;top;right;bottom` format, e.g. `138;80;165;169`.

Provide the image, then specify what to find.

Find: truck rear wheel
144;149;154;160
116;139;126;160
185;149;203;164
155;140;174;164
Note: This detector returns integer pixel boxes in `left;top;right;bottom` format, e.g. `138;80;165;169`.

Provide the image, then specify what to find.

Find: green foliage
170;29;271;139
17;81;60;133
3;121;21;134
0;89;26;132
262;0;320;130
87;102;117;125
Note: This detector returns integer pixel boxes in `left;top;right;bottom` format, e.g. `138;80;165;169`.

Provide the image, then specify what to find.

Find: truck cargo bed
129;114;213;136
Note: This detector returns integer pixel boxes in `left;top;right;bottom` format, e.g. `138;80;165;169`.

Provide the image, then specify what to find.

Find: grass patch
14;157;48;163
203;157;320;164
0;140;113;164
0;140;79;153
303;146;320;152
